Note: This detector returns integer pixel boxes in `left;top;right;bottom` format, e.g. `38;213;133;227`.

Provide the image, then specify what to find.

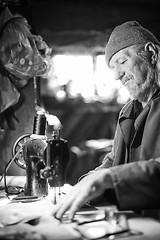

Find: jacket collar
119;89;160;146
120;101;133;119
120;88;160;120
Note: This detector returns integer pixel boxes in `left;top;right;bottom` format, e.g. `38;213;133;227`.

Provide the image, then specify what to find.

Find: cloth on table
0;198;80;240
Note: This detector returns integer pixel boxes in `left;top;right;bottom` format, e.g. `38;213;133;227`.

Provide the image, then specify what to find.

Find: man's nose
114;68;125;81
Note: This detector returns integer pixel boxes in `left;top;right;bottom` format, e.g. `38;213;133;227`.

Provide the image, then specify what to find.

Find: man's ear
144;42;158;64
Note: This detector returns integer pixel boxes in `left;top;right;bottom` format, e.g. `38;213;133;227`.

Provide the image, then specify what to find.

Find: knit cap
105;21;160;66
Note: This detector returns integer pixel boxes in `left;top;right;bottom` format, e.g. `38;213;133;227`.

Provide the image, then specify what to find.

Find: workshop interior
0;1;160;239
0;0;160;192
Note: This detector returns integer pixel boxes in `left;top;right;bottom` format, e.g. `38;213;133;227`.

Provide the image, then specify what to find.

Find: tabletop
0;176;160;240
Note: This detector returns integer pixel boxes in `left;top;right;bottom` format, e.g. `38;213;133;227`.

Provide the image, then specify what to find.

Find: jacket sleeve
110;158;160;210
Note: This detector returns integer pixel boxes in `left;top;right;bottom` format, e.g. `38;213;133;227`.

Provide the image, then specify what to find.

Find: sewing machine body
23;135;69;198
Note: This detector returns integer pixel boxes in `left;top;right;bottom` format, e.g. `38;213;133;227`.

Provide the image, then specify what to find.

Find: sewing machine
12;109;70;202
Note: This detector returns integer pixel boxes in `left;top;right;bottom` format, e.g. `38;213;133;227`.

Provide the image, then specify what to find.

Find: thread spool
33;112;46;135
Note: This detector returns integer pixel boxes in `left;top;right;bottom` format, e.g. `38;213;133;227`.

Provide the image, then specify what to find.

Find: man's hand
53;168;113;221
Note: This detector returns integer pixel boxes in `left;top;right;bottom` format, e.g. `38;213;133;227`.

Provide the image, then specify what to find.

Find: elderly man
53;21;160;220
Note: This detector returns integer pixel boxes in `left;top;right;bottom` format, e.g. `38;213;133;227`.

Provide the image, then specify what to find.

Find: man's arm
110;159;160;210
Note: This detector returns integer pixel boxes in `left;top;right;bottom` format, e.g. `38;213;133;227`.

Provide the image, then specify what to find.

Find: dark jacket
98;90;160;219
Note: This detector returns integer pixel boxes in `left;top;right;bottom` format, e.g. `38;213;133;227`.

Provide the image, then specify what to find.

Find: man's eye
120;60;126;65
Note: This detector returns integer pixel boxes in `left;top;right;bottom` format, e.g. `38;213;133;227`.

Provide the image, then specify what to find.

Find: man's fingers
67;193;89;220
52;175;100;220
53;186;90;221
54;193;77;220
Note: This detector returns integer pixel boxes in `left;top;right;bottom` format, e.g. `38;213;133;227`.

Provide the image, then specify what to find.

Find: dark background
31;0;160;42
5;0;160;48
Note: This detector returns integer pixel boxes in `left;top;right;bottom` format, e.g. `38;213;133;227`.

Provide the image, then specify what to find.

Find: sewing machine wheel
12;134;31;170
